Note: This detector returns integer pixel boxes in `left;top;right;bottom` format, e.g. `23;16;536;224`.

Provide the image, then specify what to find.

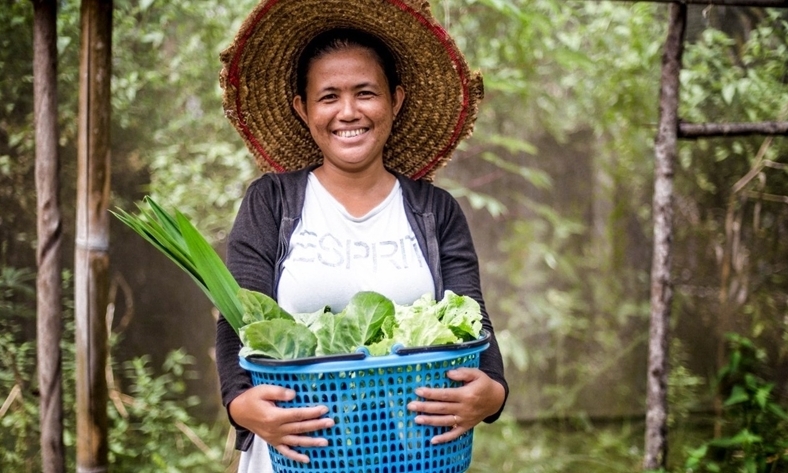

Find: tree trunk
33;1;65;471
75;1;112;471
644;3;686;471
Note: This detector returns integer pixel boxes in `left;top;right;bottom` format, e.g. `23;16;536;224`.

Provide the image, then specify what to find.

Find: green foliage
429;0;664;419
469;415;644;473
683;334;788;473
108;351;226;472
106;0;260;236
0;267;230;471
0;267;43;471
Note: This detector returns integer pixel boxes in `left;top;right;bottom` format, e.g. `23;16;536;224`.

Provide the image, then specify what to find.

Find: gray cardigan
216;165;508;450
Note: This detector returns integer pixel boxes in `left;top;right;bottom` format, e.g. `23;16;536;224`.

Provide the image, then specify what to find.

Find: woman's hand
228;384;334;463
406;368;505;444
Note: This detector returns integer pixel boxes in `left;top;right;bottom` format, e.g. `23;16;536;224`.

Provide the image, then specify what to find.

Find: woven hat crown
220;0;483;181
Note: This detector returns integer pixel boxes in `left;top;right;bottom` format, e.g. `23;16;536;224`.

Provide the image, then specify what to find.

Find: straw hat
220;0;483;181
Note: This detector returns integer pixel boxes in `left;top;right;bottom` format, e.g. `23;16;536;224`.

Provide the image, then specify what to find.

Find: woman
216;1;508;471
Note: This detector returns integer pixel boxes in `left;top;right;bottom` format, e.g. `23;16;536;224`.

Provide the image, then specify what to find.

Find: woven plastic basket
239;331;490;473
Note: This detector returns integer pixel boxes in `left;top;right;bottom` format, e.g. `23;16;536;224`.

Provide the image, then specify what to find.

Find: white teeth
335;128;366;138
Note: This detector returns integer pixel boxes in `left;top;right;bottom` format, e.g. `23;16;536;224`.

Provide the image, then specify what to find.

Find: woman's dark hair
295;28;401;99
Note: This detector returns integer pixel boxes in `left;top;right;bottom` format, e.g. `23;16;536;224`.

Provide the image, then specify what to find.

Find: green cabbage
239;289;483;360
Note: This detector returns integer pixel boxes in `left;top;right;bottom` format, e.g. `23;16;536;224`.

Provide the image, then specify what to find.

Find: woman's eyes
317;90;377;102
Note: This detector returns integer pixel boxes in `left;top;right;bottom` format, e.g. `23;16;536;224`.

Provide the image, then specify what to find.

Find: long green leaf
111;198;245;334
176;211;244;332
111;207;204;288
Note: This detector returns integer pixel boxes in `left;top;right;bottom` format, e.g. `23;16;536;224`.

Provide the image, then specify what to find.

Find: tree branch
679;121;788;138
574;0;788;7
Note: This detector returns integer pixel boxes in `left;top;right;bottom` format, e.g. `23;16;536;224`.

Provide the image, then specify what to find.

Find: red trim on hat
389;0;469;179
227;0;286;173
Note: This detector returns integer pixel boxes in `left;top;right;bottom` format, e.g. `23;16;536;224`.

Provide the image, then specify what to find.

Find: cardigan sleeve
216;175;282;450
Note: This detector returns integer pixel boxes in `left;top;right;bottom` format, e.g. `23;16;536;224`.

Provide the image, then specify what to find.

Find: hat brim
220;0;482;180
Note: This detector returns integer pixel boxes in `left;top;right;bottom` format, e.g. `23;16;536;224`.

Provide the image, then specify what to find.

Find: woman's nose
337;97;359;120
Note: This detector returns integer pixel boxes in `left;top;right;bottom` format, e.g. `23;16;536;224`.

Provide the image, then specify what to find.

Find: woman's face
293;46;405;174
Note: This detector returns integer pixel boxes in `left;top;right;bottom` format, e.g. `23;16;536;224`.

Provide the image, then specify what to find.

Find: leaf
240;319;317;360
314;312;363;356
436;290;483;341
292;306;330;329
722;83;735;104
366;338;396;357
238;288;293;324
176;211;244;333
767;402;788;421
754;382;774;410
394;310;458;348
341;291;395;345
723;385;750;407
709;429;762;448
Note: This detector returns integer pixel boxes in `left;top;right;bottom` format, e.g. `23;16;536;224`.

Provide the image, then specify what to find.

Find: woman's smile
334;127;369;139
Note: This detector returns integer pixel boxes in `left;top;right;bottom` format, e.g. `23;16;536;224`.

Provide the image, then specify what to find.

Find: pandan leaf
176;211;244;333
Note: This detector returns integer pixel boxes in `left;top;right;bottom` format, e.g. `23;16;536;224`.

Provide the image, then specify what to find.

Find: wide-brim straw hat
220;0;483;181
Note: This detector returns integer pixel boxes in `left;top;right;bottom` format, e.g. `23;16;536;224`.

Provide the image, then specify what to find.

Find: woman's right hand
228;384;334;463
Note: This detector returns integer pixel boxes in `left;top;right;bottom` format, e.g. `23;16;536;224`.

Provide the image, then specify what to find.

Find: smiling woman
215;1;508;471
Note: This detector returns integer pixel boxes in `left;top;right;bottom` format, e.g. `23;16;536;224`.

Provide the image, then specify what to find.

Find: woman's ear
392;85;405;118
293;95;308;124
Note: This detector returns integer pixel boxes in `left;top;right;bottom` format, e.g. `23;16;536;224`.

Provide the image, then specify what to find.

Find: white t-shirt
277;172;434;313
238;172;434;471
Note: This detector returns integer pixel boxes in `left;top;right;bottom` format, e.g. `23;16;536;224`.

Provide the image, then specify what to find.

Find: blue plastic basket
239;331;490;473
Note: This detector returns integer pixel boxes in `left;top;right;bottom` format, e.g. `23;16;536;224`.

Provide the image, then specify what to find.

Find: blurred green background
2;0;787;471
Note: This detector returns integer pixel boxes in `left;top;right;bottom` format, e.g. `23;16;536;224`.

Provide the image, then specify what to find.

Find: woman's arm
407;187;508;441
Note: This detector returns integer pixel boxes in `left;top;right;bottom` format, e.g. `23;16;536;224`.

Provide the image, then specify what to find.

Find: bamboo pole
644;2;687;471
32;1;65;471
679;121;788;138
75;1;112;471
577;0;788;6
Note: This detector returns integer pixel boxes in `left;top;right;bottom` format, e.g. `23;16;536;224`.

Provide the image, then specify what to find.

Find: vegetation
0;268;231;472
1;0;786;471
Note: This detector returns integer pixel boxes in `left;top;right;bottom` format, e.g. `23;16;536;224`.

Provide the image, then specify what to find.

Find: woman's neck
313;163;396;217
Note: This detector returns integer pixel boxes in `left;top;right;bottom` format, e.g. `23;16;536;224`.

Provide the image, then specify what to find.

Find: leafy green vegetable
238;288;482;360
239;319;317;360
292;306;330;329
394;309;458;348
238;288;293;324
435;290;483;340
313;292;395;355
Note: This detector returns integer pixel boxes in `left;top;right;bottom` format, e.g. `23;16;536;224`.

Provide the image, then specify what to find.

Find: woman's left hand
407;367;505;444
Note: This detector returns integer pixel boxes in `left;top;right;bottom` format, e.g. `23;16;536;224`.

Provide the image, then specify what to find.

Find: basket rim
240;330;490;371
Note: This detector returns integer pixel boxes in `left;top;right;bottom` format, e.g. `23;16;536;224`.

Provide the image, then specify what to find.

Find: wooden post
75;0;112;471
644;2;686;471
33;1;65;471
